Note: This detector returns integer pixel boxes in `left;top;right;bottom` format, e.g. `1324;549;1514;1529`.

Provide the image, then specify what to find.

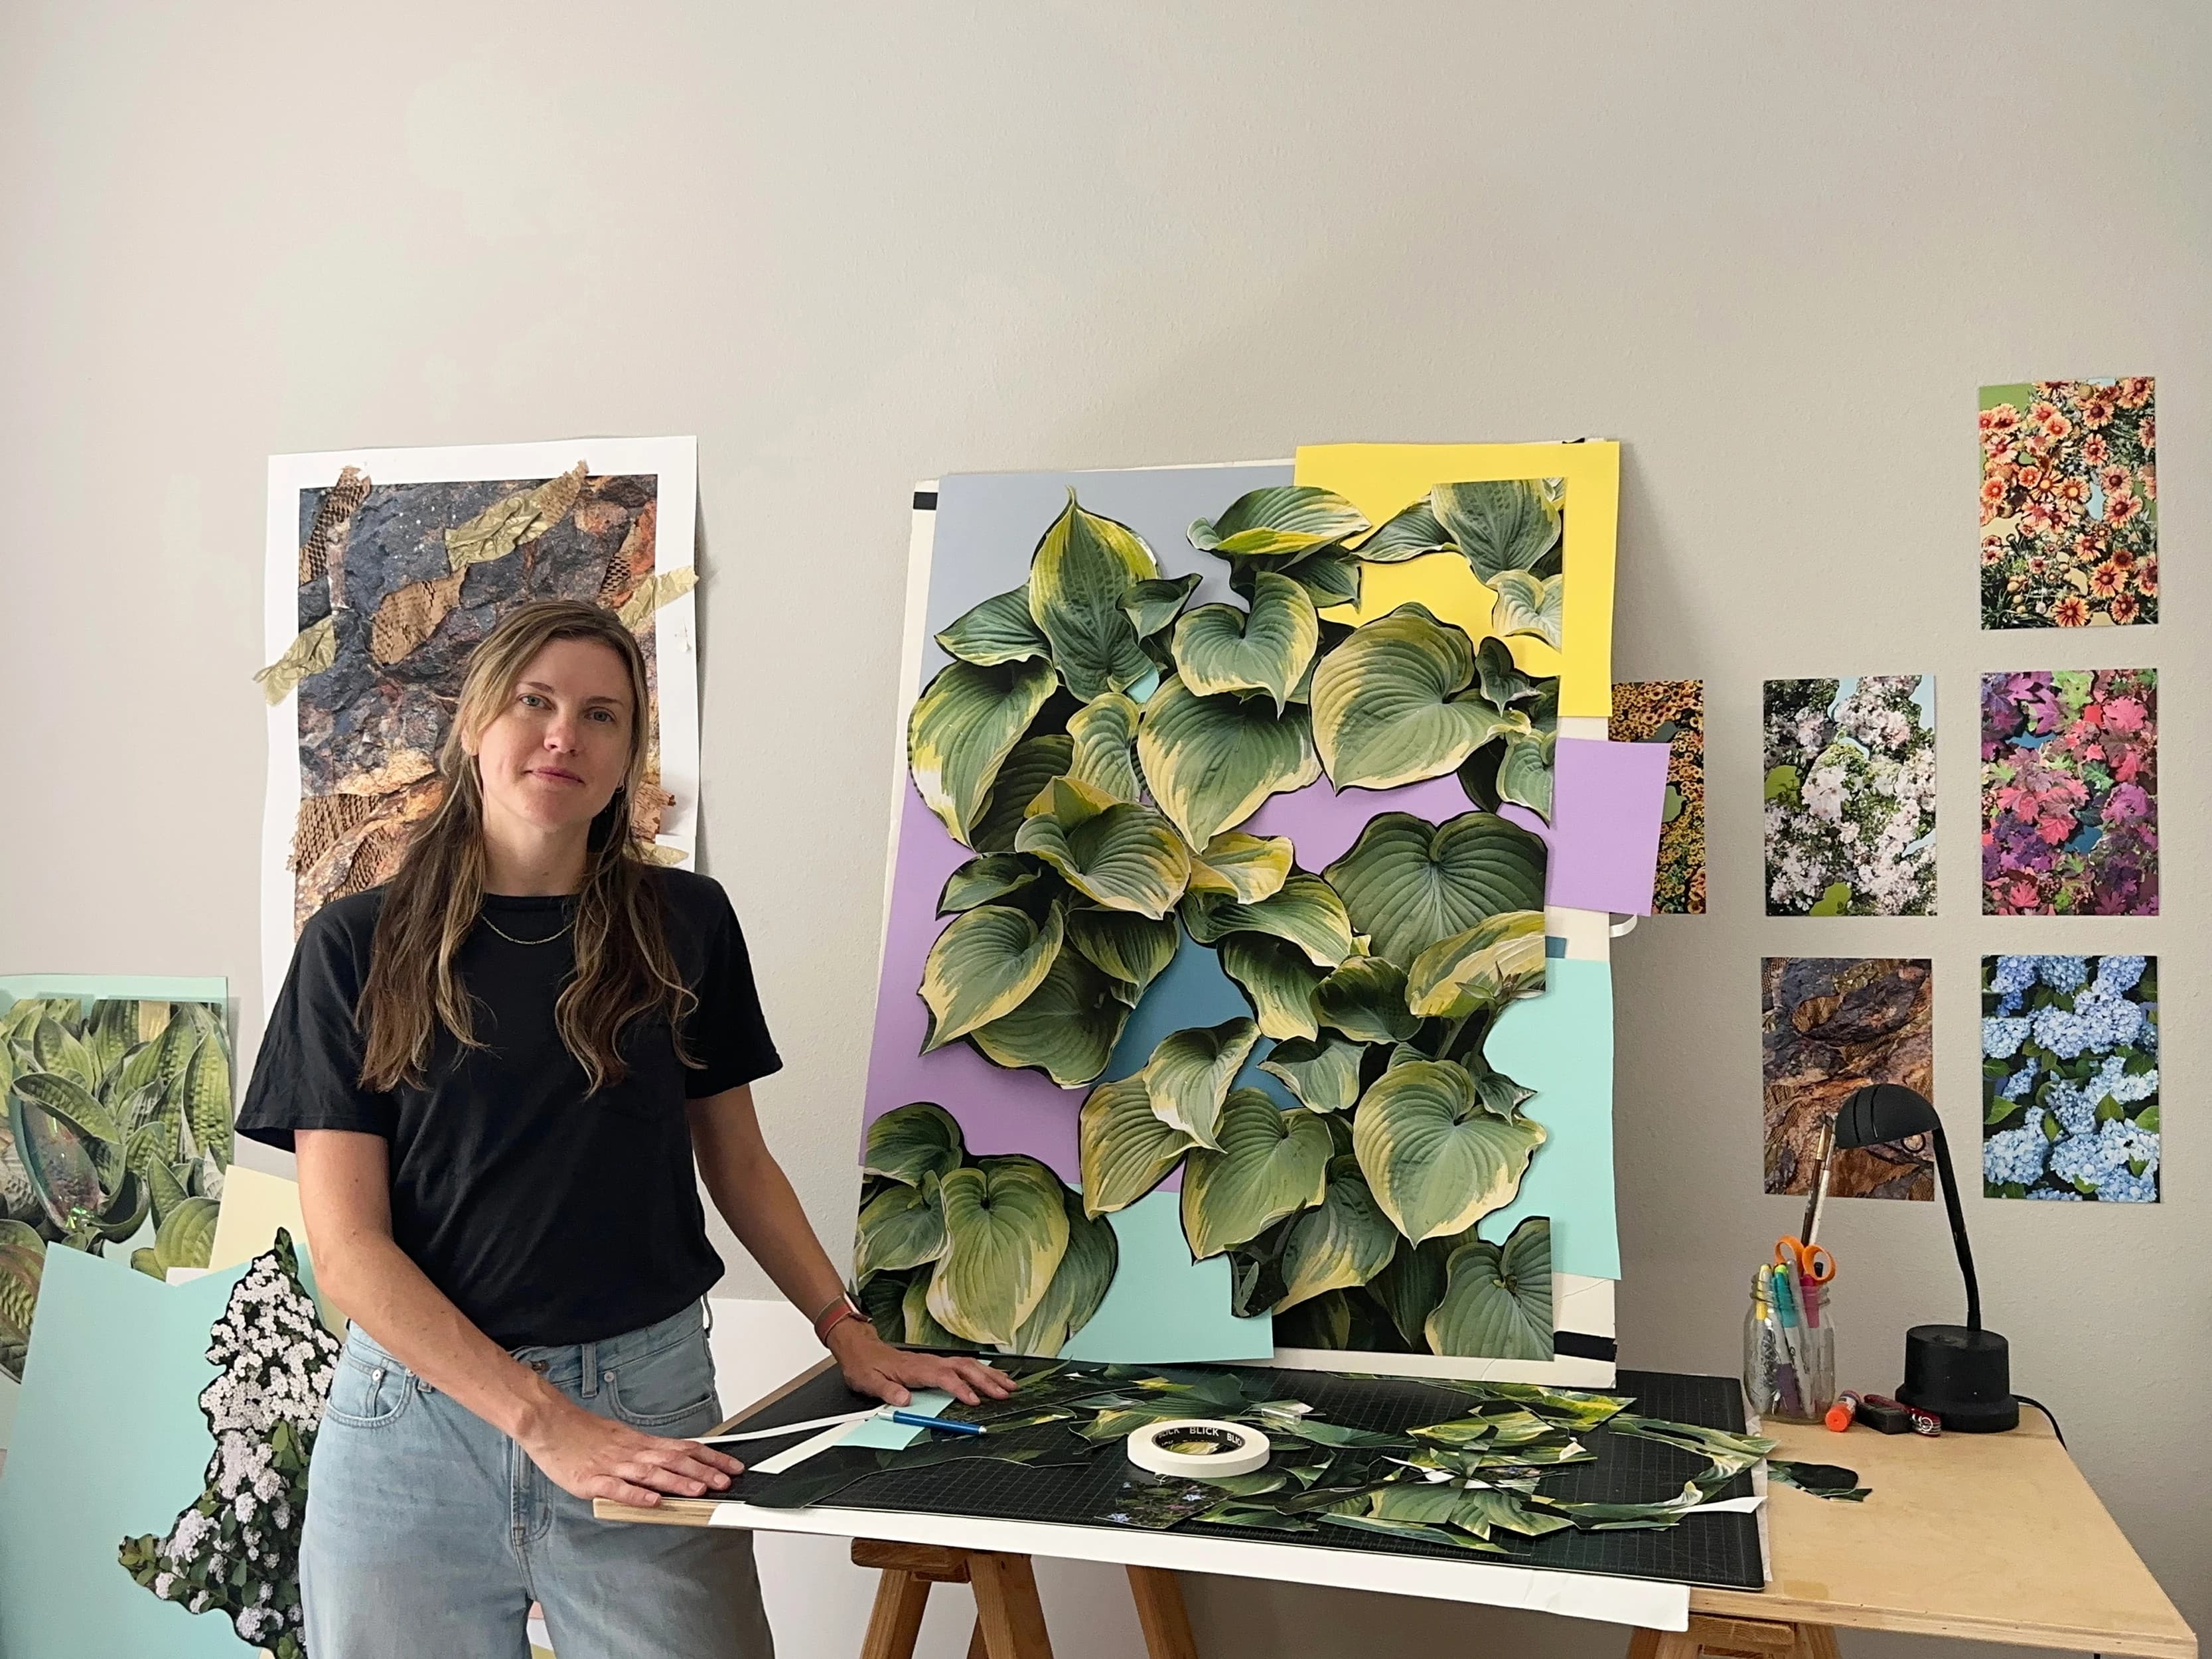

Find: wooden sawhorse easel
853;1540;1197;1659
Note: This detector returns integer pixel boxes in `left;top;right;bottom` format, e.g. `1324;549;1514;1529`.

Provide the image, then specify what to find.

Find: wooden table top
1692;1415;2195;1657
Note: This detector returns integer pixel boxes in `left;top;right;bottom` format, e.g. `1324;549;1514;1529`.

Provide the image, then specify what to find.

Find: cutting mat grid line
718;1366;1761;1589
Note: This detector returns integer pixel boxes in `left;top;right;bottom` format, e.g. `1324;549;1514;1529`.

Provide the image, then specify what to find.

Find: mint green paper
0;1244;254;1658
840;1390;952;1449
1059;1190;1273;1362
1478;957;1618;1281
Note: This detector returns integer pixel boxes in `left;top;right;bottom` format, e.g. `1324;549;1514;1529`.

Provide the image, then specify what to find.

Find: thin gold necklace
479;906;575;946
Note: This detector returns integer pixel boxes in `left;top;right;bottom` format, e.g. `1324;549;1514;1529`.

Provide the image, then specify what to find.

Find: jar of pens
1745;1119;1840;1423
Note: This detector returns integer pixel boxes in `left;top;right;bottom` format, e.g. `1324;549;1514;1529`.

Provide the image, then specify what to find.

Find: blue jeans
301;1303;774;1658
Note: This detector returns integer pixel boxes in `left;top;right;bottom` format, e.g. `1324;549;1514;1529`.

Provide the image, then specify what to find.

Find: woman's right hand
519;1398;745;1506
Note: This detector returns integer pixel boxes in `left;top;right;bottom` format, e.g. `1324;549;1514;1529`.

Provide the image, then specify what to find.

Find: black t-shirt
237;868;781;1347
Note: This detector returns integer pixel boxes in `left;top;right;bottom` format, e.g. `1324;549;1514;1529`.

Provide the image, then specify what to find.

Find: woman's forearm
688;1087;848;1322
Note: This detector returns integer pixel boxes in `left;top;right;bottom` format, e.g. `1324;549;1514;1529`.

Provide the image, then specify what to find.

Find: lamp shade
1833;1082;1939;1151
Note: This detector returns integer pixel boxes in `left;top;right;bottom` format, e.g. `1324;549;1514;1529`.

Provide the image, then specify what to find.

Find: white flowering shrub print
1763;677;1937;916
1982;955;2159;1202
118;1229;338;1657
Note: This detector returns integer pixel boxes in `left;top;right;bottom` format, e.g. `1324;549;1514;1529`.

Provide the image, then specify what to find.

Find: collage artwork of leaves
740;1359;1781;1572
0;997;233;1382
860;480;1574;1361
256;463;699;932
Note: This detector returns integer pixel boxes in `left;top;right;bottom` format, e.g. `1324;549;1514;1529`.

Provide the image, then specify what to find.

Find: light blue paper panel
840;1389;952;1450
0;1245;254;1659
1059;1190;1272;1362
1479;956;1619;1281
0;975;228;1008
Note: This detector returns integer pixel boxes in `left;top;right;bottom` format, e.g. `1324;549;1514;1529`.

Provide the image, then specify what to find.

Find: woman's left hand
826;1320;1016;1407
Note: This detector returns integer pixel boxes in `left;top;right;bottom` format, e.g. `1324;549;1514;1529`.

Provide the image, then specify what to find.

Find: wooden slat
1690;1416;2195;1659
858;1568;933;1659
1126;1565;1199;1659
970;1551;1055;1659
1684;1614;1799;1655
853;1538;975;1581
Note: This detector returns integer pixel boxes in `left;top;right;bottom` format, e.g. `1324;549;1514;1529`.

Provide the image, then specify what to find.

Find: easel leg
1791;1626;1842;1659
969;1551;1055;1659
1624;1615;1807;1659
859;1569;934;1659
1126;1565;1199;1659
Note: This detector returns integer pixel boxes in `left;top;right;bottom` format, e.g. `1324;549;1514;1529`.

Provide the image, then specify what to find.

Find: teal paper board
0;1245;255;1659
1481;957;1619;1281
1059;1190;1274;1363
840;1390;952;1450
0;975;228;1009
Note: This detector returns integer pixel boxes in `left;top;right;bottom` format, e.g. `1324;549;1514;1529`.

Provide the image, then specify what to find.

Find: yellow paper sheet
1294;442;1619;717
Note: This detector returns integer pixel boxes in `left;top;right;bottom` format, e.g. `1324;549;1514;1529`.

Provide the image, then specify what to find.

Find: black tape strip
913;490;938;510
1551;1331;1618;1361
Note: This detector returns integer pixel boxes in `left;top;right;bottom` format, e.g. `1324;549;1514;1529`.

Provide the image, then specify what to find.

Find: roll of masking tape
1125;1419;1271;1479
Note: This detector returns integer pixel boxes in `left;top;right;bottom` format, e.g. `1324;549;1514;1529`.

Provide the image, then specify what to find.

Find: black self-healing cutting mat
714;1362;1764;1591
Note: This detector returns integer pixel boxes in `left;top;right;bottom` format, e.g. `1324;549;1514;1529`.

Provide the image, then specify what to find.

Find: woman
239;599;1011;1658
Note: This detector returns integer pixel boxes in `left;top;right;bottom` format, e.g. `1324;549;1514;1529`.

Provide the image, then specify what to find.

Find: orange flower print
2052;595;2091;627
2141;465;2156;499
2108;545;2136;571
2029;400;2058;425
2140;416;2155;450
1986;403;2022;432
2040;413;2071;442
2109;592;2140;624
2116;376;2153;409
2026;555;2049;577
1981;536;2007;567
2091;561;2125;599
1982;379;2153;628
2057;475;2090;507
2017;465;2045;493
2106;489;2141;526
2136;557;2158;597
2077;391;2116;427
2081;434;2110;467
2021;502;2057;537
2099;465;2130;494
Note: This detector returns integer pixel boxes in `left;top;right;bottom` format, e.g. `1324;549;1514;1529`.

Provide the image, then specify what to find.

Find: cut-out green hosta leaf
1353;1062;1546;1243
1027;491;1160;702
857;1267;913;1339
153;1195;220;1273
1120;573;1203;639
935;584;1053;666
1311;957;1420;1045
1324;812;1548;968
83;999;133;1083
1424;1216;1553;1360
1319;1512;1510;1553
921;902;1066;1051
1011;1190;1118;1354
1496;730;1554;820
972;735;1074;855
1406;911;1548;1019
1189;486;1368;559
1311;606;1526;790
903;1274;982;1350
1259;1034;1365;1114
1544;1479;1706;1532
1136;674;1320;847
939;853;1044;914
1065;692;1144;803
1015;782;1191;920
1605;1414;1777;1482
1181;875;1355;968
1432;480;1560;581
12;1072;124;1147
854;1179;949;1279
1448;1381;1635;1431
33;1020;100;1094
1276;1162;1398;1311
1353;500;1453;563
1282;546;1361;610
1489;570;1564;652
1218;934;1328;1041
1169;574;1319;713
1471;636;1545;708
1180;1092;1331;1260
1066;908;1179;999
180;1032;231;1169
864;1102;966;1187
1186;831;1293;904
969;946;1131;1087
1454;1487;1574;1539
926;1158;1072;1348
1140;1019;1260;1149
909;656;1059;846
1078;1076;1198;1217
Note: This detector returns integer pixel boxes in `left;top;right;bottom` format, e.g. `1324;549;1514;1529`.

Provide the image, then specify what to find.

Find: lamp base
1897;1324;2018;1433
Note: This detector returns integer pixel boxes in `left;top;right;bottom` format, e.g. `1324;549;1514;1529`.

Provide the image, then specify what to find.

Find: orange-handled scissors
1775;1235;1837;1285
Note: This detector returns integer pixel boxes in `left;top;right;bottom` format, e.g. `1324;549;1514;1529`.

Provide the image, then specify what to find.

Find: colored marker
891;1409;984;1436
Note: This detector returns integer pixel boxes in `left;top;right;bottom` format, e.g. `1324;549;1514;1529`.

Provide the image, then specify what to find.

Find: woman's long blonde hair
357;600;693;1093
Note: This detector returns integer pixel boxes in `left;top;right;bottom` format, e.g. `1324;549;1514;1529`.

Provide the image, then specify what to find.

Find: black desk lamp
1833;1082;2018;1433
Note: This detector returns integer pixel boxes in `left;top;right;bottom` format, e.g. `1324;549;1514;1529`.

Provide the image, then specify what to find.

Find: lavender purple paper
1507;739;1671;914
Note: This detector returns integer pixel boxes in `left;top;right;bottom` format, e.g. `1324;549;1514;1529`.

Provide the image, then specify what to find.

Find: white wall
3;3;2204;1654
